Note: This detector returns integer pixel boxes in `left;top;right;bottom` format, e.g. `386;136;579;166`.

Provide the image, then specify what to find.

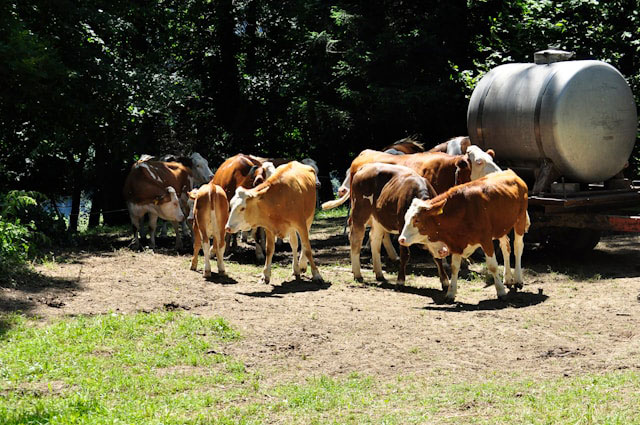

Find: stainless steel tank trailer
467;50;640;251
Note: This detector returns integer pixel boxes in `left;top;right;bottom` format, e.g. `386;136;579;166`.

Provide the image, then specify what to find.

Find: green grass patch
1;312;639;424
315;205;349;220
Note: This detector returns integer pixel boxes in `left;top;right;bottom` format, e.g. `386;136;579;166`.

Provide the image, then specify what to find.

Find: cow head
252;162;276;187
467;146;501;180
398;198;450;258
454;156;472;186
225;186;268;233
189;152;214;185
155;187;186;222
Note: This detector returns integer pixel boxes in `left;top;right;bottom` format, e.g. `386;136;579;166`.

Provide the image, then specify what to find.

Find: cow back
123;161;191;204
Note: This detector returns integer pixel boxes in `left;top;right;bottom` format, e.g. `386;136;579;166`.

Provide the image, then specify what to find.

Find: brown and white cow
428;136;471;156
122;161;189;249
349;163;449;287
188;181;229;278
225;161;322;284
399;170;530;302
382;137;425;154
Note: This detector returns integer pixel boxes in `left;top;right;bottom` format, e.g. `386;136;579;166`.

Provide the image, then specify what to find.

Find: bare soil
2;217;640;386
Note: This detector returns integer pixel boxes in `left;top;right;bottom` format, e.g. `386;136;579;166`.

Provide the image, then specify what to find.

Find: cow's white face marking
399;199;429;246
190;152;214;185
363;194;374;204
226;188;252;233
467;146;501;180
156;187;185;222
262;162;276;179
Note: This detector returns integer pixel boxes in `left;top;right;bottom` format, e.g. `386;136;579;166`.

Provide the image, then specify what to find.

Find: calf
349;163;448;287
399;170;530;302
225;161;322;284
122;161;188;249
189;182;229;278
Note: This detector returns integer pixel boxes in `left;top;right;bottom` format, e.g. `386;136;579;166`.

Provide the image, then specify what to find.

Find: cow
325;151;472;210
225;161;323;284
188;181;229;278
428;136;471;156
122;160;189;250
324;150;473;263
136;152;214;238
212;154;276;260
466;145;501;180
349;163;449;287
398;170;530;303
382;137;425;154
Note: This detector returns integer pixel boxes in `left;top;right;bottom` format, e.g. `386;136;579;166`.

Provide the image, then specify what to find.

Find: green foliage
0;191;66;267
0;219;31;273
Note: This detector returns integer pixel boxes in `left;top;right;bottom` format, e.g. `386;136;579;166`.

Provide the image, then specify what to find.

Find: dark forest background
2;0;639;231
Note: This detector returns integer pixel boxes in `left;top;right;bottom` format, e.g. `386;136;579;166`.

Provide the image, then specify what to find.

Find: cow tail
525;211;531;233
321;191;349;210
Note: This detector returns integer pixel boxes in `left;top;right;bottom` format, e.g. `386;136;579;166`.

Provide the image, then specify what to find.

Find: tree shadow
238;278;332;298
0;268;81;333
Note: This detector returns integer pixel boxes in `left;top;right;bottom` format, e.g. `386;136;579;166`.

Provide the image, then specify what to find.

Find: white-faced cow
122;161;189;249
399;170;530;302
225;161;322;285
428;136;471;156
189;181;229;278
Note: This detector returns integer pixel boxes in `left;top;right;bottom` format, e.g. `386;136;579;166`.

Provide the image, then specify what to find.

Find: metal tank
467;50;637;184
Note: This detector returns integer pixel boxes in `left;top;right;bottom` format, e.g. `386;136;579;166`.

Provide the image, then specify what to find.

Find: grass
315;205;349;220
1;312;639;424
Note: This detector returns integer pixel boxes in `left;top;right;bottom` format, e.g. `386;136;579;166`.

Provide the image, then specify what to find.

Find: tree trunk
88;189;102;228
68;184;81;232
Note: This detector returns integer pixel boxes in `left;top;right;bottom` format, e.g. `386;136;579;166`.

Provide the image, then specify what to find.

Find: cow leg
260;230;276;285
434;257;450;290
128;211;142;250
215;229;226;276
382;232;398;261
172;221;183;250
148;213;158;249
159;220;168;237
514;232;525;288
289;229;301;279
370;224;385;281
444;254;462;303
485;252;508;300
190;224;202;271
350;221;366;282
397;245;409;285
202;237;212;278
254;227;266;263
298;233;308;274
499;235;515;286
298;228;323;283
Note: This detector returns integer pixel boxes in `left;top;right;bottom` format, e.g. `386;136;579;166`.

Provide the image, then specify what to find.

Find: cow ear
455;157;470;169
486;149;495;159
426;198;447;215
461;137;471;153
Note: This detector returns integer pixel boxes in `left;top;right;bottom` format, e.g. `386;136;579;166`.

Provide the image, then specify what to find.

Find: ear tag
154;199;159;205
436;207;444;215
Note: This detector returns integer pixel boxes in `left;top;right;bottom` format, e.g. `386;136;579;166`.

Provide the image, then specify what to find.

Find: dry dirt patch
2;219;640;386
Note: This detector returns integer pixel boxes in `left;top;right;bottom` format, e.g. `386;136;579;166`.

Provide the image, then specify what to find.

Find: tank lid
534;49;575;64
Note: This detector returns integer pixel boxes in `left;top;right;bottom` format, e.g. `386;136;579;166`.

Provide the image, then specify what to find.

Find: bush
0;191;67;271
0;219;31;273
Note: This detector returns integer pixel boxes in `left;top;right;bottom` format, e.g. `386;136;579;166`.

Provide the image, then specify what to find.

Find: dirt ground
2;217;640;386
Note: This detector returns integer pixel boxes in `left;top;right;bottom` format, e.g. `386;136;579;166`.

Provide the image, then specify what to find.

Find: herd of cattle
122;136;529;303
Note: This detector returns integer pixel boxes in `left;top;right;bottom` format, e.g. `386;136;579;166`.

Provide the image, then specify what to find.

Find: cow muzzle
398;236;408;246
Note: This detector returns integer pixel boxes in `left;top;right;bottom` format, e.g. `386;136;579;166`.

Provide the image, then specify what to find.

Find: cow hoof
498;294;508;301
218;271;227;277
375;275;385;282
444;296;456;304
204;271;211;278
312;275;324;283
396;279;405;285
354;276;364;283
259;276;270;285
516;282;524;290
190;264;197;271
